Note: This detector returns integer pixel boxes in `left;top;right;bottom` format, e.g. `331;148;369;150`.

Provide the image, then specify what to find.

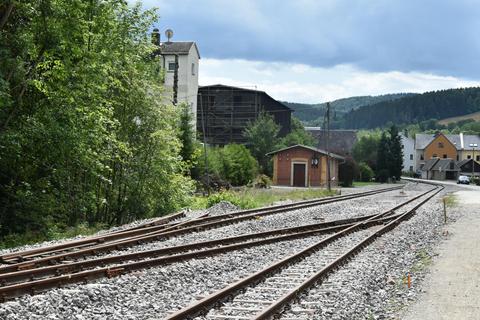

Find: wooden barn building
197;84;292;146
267;145;344;187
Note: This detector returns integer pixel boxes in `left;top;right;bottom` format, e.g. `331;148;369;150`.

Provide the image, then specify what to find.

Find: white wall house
400;134;415;172
159;41;200;125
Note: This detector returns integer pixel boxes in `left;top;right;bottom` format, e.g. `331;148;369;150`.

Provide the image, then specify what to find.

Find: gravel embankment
279;185;462;320
0;182;447;320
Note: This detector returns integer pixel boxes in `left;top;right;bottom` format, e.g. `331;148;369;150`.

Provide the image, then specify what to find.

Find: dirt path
402;190;480;320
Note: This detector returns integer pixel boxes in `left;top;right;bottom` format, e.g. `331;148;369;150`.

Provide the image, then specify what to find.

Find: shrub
197;173;231;193
376;169;390;183
357;162;374;182
206;191;255;209
222;144;258;186
339;157;358;187
254;174;272;188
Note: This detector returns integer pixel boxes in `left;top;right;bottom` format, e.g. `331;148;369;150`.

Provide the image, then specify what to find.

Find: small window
432;154;438;158
191;63;195;75
443;154;447;158
409;166;413;172
477;155;480;161
410;154;413;160
467;155;471;159
456;155;459;161
420;155;424;160
168;62;177;71
438;142;444;148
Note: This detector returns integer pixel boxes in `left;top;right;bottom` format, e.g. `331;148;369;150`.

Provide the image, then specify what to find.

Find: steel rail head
164;186;437;320
0;185;405;271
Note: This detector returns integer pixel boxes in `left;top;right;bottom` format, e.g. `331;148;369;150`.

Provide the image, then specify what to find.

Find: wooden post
443;197;447;224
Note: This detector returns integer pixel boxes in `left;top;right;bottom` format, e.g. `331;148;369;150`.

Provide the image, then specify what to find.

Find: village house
415;132;480;179
400;133;415;173
267;145;344;187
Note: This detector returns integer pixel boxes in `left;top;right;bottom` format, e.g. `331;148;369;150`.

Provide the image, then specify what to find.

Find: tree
388;125;403;180
178;103;197;171
352;135;380;172
376;132;390;182
339;157;358;187
278;117;316;147
222;144;258;186
357;162;374;182
243;112;281;175
0;1;193;244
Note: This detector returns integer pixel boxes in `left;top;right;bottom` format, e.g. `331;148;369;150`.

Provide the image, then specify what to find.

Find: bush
376;169;390;183
339;157;358;187
357;162;374;182
222;144;258;186
254;174;272;188
193;144;258;186
197;173;231;193
206;191;255;209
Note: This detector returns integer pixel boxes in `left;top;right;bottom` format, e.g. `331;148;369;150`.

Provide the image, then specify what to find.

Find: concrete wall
162;46;199;126
401;134;415;172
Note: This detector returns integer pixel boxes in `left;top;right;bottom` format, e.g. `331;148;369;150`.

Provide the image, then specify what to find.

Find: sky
138;0;480;103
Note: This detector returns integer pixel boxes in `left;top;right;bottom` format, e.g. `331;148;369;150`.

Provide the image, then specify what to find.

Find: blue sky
139;0;480;103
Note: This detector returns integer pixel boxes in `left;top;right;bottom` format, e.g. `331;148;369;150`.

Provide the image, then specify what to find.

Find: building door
293;163;306;187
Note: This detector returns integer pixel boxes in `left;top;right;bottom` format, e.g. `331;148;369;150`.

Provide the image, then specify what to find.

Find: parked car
457;175;470;184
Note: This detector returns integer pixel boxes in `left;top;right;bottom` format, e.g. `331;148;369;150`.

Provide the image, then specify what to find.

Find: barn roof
199;84;292;111
266;144;345;160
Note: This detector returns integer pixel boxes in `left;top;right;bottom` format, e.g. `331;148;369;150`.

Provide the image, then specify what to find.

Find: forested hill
344;87;480;129
282;93;414;125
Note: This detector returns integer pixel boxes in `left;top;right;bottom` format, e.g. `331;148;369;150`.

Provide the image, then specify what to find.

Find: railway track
0;185;431;302
165;185;443;319
0;185;402;270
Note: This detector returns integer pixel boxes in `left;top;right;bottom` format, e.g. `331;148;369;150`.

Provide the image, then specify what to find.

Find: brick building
267;145;344;187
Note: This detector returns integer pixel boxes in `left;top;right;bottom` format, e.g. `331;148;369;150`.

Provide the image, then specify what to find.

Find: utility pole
199;93;210;195
325;102;331;191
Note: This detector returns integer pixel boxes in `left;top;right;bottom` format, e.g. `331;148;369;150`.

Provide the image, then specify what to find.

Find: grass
190;187;338;210
442;194;457;207
352;181;380;187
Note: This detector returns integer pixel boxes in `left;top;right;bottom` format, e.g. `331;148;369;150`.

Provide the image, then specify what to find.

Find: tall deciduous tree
0;1;193;244
243;112;281;175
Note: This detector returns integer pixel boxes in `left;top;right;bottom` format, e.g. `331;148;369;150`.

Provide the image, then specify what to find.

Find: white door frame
291;161;308;187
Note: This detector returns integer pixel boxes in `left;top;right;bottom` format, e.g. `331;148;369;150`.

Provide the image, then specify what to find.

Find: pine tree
178;104;196;169
388;125;404;180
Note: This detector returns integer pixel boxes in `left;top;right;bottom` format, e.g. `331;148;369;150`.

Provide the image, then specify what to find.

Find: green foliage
222;144;258;186
253;174;272;189
353;135;380;172
0;1;193;244
376;132;390;182
357;162;374;182
244;112;281;174
339;157;358;187
283;93;413;127
278;117;316;147
206;191;255;209
178;103;197;170
194;144;258;186
388;125;404;179
344;87;480;129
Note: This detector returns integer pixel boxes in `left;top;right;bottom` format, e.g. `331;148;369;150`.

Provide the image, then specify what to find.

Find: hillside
438;111;480;125
283;93;415;126
343;87;480;129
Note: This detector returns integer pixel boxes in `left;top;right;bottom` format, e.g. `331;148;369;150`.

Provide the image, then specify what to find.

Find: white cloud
199;58;480;103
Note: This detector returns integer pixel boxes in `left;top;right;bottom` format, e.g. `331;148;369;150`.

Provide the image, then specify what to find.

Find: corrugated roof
431;158;458;171
266;144;345;160
462;135;480;148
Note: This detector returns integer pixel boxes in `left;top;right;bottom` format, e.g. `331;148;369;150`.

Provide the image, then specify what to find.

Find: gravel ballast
0;182;458;320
